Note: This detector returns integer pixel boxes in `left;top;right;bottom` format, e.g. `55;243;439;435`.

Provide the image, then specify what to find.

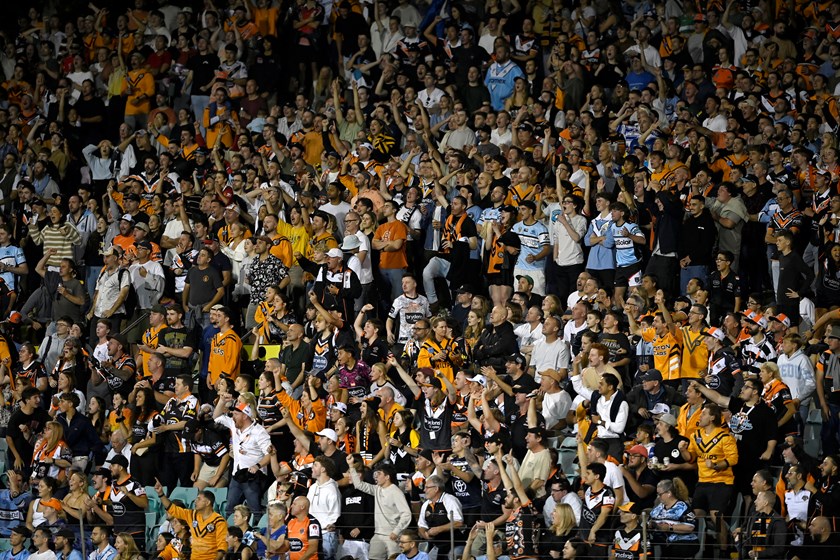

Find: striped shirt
28;223;81;267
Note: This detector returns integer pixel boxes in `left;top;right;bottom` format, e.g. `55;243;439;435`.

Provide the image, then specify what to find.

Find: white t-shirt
531;338;571;379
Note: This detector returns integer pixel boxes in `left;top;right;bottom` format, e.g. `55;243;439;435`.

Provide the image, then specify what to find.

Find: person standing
775;230;814;331
373;201;409;301
679;403;739;556
346;457;412;560
126;240;165;344
548;194;587;306
512;201;550;296
678;195;716;294
153;483;228;560
245;236;288;330
212;398;271;521
183;247;225;331
154;374;199;489
306;456;341;560
86;246;131;340
207;306;243;394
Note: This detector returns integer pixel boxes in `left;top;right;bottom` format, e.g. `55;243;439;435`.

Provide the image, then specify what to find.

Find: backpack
100;268;139;317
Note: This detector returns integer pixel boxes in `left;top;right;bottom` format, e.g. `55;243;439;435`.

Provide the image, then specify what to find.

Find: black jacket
679;208;718;266
472;321;518;370
652;191;683;256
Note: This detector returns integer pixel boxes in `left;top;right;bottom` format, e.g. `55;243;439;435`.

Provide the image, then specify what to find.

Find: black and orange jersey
688;426;739;484
286;515;321;560
613;527;649;560
641;328;681;382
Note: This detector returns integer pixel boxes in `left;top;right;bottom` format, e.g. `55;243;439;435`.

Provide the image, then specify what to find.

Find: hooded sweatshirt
777;349;817;406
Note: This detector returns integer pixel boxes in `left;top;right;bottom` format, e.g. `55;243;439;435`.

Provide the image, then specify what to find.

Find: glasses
562;200;574;204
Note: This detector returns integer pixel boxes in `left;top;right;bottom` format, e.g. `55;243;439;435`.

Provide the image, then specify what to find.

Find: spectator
152;484;227;560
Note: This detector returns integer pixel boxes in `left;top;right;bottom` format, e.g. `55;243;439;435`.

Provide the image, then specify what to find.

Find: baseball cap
618;501;644;515
703;327;725;341
421;377;442;390
456;284;476;294
316;429;338;443
744;310;768;329
828;331;840;340
627;444;648;457
650;403;671;415
516;275;535;286
358;141;374;151
41;498;63;511
484;433;503;444
330;402;348;414
466;374;487;386
11;526;31;538
507;353;527;368
234;401;253;417
770;313;791;328
107;333;129;348
541;369;563;382
110;455;129;469
225;204;241;214
658;413;678;427
326;248;343;259
92;467;111;479
418;449;435;462
151;303;167;315
125;193;141;202
511;384;530;394
641;369;663;382
694;13;707;23
500;205;517;214
364;395;382;409
135;239;152;251
120;213;135;223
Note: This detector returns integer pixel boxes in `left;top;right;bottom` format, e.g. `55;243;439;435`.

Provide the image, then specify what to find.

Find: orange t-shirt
373;220;408;270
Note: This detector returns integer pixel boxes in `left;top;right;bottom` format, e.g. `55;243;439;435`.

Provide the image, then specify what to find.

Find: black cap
92;467;111;479
136;240;153;251
110;454;129;469
418;449;435;462
421;377;442;390
484;432;503;443
11;526;31;538
500;205;517;214
107;333;129;349
507;353;527;368
512;384;530;394
125;193;141;202
456;284;475;294
55;529;75;541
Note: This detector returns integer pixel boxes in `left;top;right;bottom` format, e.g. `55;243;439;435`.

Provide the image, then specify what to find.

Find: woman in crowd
31;422;72;486
114;533;143;560
128;386;159;485
540;503;577;557
356;398;387;465
26;476;59;530
649;478;699;559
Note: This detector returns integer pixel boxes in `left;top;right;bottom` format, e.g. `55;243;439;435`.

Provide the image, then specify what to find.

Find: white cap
316;429;338;443
326;248;343;259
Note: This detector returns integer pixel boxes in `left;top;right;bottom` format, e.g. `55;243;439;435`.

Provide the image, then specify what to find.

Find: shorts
692;482;734;513
199;462;230;484
587;268;616;294
614;262;642;288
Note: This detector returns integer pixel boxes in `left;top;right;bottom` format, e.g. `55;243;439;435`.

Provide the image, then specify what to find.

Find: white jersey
389;294;431;344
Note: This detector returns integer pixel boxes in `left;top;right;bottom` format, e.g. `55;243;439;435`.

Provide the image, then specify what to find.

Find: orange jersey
208;328;242;384
165;503;227;560
688;426;738;484
641;328;681;381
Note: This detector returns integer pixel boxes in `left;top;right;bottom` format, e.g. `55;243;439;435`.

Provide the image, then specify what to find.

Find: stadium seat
805;408;822;458
558;436;578;477
147;486;167;516
0;539;10;552
169;487;198;507
257;513;268;529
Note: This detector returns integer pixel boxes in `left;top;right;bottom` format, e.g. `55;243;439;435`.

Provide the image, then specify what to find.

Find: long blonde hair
550;503;577;536
115;533;141;560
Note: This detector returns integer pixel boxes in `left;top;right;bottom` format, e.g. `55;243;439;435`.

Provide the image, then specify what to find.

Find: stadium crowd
3;0;840;559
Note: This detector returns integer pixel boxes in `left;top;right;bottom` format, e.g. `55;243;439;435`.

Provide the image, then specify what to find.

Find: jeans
226;476;264;520
381;267;406;301
86;265;103;301
423;256;451;304
680;265;709;295
191;95;211;134
321;530;338;560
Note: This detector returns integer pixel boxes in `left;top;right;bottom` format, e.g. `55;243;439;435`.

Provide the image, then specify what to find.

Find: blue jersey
484;60;524;111
0;245;25;291
608;221;642;267
585;215;615;270
512;220;549;270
